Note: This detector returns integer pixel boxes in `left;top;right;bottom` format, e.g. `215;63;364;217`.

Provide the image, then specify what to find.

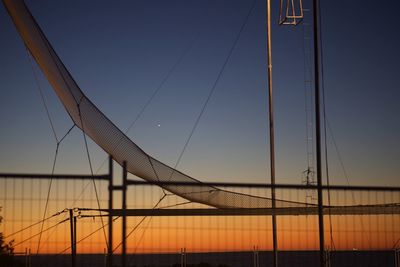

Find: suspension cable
25;46;77;254
318;1;336;250
93;37;198;175
120;177;192;264
77;104;109;249
317;0;370;249
57;216;121;255
4;209;67;239
25;12;109;253
326;120;351;188
25;48;58;143
392;237;400;250
159;201;192;209
35;124;75;253
112;194;166;252
169;0;257;180
14;218;69;248
70;38;198;207
125;36;198;136
36;145;57;254
127;207;167;266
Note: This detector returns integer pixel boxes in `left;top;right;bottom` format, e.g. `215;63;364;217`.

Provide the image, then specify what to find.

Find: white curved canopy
3;0;309;209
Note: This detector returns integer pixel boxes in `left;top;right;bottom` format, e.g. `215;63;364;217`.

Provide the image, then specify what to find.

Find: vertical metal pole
312;0;325;266
122;161;127;267
253;246;259;267
181;248;183;267
181;248;187;267
69;209;76;267
25;248;28;267
104;248;107;267
185;248;187;267
256;246;259;267
73;215;77;265
266;0;278;266
108;156;113;267
253;246;255;267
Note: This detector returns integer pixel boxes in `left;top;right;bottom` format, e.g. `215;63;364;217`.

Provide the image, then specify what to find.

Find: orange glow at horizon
3;215;400;254
2;179;400;254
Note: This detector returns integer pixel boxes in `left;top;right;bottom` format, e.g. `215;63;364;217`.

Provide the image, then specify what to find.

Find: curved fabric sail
4;0;310;209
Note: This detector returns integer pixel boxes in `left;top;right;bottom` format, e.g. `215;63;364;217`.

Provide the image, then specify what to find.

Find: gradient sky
1;0;400;187
1;0;400;255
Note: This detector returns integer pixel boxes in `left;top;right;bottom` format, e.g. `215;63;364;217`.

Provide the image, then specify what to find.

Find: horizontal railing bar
0;172;398;191
0;173;109;180
126;180;400;191
78;205;400;217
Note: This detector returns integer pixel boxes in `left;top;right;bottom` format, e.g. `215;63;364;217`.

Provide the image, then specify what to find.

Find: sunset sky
0;0;399;254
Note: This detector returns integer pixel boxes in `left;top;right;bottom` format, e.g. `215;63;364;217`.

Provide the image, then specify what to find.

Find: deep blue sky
0;0;399;186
